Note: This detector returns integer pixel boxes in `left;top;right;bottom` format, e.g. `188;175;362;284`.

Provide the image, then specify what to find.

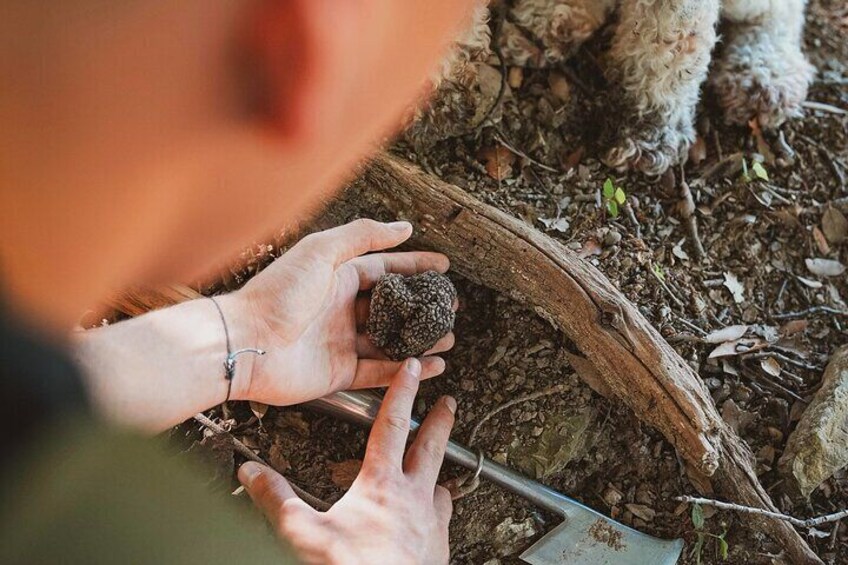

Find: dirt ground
184;2;847;563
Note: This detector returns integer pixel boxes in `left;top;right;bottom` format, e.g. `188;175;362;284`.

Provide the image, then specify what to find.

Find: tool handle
306;390;608;521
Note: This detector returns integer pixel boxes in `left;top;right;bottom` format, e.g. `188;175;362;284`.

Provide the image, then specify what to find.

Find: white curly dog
416;0;815;176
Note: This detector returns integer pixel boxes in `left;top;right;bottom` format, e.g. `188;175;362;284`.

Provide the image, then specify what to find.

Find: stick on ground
319;151;821;564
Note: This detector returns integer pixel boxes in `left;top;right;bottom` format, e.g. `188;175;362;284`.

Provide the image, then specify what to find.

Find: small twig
623;202;642;239
467;383;570;447
741;350;822;372
679;175;706;260
649;263;686;310
772;306;848;320
493;130;559;173
802;100;848;116
675;496;848;529
193;413;331;511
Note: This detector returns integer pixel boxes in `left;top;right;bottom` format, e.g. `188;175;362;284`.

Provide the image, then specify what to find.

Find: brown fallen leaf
822;206;848;244
704;324;749;344
478;146;516;181
249;401;268;420
547;71;571;102
780;319;809;336
812;226;831;255
709;337;768;359
689;135;708;166
748;118;776;163
328;459;362;489
805;258;846;277
577;238;603;259
760;357;782;378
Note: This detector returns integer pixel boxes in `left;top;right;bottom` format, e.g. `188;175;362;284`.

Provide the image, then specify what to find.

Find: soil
187;2;847;563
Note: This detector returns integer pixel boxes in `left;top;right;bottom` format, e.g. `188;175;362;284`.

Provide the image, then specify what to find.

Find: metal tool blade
520;505;684;565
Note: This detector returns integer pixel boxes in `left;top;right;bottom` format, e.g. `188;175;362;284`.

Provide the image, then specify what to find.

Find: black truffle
367;271;457;361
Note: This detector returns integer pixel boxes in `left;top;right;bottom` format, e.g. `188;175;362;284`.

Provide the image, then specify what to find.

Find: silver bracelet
208;297;265;402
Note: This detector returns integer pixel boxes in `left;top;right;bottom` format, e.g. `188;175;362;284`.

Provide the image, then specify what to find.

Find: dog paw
601;118;693;176
711;32;815;128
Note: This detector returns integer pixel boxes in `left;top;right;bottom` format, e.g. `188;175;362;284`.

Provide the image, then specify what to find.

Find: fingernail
444;396;457;414
405;357;421;377
388;221;411;232
238;462;263;487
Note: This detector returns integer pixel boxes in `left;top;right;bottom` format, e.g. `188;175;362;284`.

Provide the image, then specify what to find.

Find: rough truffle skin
367;271;457;362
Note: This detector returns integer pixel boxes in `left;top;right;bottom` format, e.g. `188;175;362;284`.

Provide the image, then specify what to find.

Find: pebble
604;229;622;247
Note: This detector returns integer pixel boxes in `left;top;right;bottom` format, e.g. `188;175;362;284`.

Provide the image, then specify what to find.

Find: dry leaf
812;226;831;255
780;319;809;336
689;135;707;166
249;401;268;420
748;118;775;163
539;217;570;233
577;238;603;259
805;258;846;277
704;325;749;344
822;207;848;244
796;275;823;289
723;272;745;304
478;146;515;181
547;71;571;102
709;337;768;359
328;459;362;489
760;357;782;377
562;146;585;171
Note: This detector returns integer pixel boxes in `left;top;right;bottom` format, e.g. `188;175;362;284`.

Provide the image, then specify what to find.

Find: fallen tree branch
193;412;330;511
676;496;848;529
319;151;821;563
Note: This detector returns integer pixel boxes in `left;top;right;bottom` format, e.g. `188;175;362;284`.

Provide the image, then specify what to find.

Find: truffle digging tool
306;390;684;565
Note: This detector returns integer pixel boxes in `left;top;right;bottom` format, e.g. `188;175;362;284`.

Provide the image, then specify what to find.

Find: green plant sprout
690;503;729;564
741;157;769;183
603;178;627;218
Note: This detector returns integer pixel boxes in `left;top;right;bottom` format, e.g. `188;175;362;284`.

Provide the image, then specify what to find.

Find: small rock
779;346;848;497
602;485;624;507
604;229;622;247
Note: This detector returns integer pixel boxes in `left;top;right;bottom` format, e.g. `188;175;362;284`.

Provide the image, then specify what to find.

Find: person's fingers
404;396;456;483
356;332;454;359
363;359;421;468
434;484;454;524
351;356;445;389
300;219;413;266
355;296;371;329
238;462;317;528
348;252;450;290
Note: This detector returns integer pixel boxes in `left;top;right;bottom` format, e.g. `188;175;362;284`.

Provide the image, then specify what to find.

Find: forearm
72;294;256;432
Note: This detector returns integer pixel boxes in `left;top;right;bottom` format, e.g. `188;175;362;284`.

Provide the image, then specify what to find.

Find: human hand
238;359;455;564
230;219;455;406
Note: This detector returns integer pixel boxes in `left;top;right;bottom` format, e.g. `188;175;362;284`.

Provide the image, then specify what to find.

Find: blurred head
0;0;478;329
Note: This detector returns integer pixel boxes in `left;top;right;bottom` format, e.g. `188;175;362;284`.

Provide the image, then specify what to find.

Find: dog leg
403;2;494;145
499;0;616;67
602;0;720;175
711;0;815;128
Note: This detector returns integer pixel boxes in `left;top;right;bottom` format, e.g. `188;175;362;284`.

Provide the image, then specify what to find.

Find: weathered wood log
319;152;821;564
780;345;848;498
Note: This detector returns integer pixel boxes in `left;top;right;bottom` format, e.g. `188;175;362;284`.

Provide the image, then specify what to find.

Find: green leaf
603;178;615;199
751;161;769;181
693;533;705;565
606;200;619;218
718;537;729;560
692;503;705;529
614;187;626;205
652;263;665;282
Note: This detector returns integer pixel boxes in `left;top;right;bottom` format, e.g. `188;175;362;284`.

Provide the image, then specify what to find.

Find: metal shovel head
520;506;684;565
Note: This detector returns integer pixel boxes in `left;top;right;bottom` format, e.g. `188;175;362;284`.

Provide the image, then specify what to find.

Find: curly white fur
414;0;815;174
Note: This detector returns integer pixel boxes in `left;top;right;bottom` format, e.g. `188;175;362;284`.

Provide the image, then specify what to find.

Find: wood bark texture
318;152;820;563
